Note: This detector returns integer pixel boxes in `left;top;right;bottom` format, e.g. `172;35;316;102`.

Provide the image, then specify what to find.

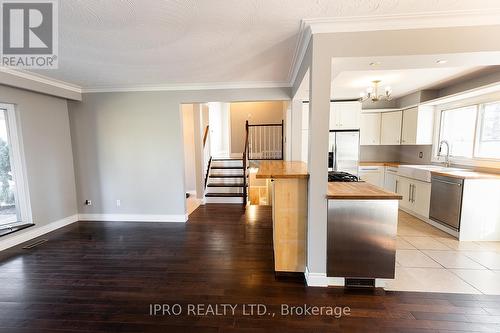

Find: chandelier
360;80;392;102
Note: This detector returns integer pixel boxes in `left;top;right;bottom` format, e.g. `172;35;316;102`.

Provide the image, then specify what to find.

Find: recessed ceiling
294;53;500;100
27;0;500;90
332;67;482;100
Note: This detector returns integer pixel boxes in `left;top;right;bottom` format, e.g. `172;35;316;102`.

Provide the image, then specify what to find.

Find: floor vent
345;278;375;288
22;239;48;249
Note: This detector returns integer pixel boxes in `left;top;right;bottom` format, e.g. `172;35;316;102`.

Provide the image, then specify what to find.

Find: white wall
208;102;230;157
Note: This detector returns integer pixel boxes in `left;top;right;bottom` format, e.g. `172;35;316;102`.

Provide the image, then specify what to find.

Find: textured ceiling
31;0;500;89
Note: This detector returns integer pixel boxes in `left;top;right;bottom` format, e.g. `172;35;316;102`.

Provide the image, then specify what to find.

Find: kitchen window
476;102;500;159
439;105;477;158
438;101;500;162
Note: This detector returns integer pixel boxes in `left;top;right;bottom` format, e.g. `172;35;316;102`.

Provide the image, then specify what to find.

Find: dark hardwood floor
1;204;500;332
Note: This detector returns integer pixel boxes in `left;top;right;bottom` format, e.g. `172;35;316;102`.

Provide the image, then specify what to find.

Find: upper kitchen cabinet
360;113;381;145
330;101;361;130
380;111;403;145
401;106;435;145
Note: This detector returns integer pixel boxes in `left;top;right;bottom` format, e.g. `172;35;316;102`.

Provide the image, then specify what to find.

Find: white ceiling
294;52;500;100
332;67;482;100
28;0;500;90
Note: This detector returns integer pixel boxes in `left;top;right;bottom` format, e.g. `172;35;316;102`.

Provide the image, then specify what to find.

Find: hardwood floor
1;204;500;332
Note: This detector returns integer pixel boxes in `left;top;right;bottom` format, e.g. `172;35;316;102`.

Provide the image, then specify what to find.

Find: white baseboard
0;214;79;252
78;214;188;223
305;267;388;288
305;267;328;287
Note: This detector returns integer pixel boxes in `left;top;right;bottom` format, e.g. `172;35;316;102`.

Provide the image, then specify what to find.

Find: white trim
0;103;32;224
0;67;82;93
0;214;78;252
304;9;500;34
304;267;328;287
81;81;291;93
288;23;312;88
78;214;188;223
288;9;500;86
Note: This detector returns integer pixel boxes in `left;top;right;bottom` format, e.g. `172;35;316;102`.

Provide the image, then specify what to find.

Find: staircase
205;158;246;204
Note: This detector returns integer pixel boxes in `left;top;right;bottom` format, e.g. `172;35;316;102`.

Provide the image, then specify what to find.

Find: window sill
0;223;34;238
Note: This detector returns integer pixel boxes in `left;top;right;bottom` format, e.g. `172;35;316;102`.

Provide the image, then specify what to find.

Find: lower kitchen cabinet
396;176;431;218
359;166;384;187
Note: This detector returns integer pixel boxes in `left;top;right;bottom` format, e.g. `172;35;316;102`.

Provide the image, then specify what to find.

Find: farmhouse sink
397;165;466;182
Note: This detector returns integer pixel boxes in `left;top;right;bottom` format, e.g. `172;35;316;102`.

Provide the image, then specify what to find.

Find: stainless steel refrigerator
328;130;360;176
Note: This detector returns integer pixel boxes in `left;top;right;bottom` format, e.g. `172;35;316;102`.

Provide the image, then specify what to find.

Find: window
476;102;500;159
0;103;32;233
439;106;477;158
0;110;18;227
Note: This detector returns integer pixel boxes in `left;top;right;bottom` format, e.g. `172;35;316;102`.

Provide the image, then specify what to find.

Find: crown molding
81;81;291;93
0;67;82;93
287;8;500;86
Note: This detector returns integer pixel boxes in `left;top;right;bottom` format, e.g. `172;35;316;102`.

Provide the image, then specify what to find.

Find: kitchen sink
397;165;466;182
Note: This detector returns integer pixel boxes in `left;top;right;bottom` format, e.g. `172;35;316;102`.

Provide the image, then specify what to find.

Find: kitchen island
326;182;402;285
256;161;308;273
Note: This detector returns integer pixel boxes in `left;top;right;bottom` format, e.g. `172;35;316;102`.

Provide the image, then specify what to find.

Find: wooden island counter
256;161;308;273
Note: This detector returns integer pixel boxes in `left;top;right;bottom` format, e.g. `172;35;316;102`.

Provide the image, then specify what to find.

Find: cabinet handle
408;184;412;202
411;184;415;203
395;180;398;193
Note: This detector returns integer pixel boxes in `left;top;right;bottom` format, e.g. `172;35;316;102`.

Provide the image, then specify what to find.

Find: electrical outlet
116;200;121;207
85;200;92;206
419;152;424;159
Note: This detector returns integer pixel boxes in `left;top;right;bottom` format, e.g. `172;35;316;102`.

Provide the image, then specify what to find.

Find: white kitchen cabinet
383;167;398;192
396;175;431;218
330;101;361;130
401;106;434;145
396;176;411;210
360;113;381;145
412;180;431;218
358;166;384;187
380;111;402;145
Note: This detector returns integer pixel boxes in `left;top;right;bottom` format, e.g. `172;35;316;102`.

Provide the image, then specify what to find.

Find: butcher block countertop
431;170;500;180
256;161;309;179
327;182;403;200
359;162;401;167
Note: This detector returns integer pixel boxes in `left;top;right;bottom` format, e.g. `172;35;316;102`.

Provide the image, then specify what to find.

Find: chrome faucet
438;140;451;168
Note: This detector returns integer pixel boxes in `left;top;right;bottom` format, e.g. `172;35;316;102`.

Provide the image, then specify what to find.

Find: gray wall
68;88;290;217
0;84;77;236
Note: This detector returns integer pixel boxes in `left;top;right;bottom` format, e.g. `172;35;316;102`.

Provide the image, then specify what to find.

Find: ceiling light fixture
359;80;392;103
436;59;448;64
369;61;381;66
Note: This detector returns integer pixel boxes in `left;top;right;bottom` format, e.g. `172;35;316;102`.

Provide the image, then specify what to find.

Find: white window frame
0;103;32;225
474;101;500;160
432;95;500;169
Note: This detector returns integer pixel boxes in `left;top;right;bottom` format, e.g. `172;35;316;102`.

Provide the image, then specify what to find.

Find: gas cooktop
328;171;359;182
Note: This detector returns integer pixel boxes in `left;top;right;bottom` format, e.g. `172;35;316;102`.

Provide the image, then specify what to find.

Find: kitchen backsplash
399;145;433;164
359;145;400;162
360;145;432;164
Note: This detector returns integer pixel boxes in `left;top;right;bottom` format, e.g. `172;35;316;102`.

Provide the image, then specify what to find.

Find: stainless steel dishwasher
429;175;464;231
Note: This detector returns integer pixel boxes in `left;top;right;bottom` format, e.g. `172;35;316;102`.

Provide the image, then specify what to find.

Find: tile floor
385;210;500;295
